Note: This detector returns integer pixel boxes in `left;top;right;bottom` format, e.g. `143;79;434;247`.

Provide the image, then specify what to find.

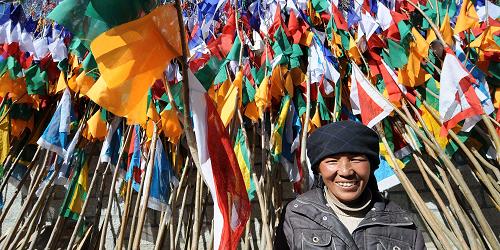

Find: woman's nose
338;159;354;176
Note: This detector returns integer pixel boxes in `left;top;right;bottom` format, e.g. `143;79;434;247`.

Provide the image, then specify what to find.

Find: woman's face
319;153;371;204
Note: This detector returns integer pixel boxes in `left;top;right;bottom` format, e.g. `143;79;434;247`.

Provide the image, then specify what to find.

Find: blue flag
148;140;178;212
37;88;73;158
125;125;142;191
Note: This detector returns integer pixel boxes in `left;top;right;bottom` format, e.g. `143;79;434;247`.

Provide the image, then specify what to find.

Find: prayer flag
439;50;484;135
189;69;250;250
86;4;181;125
350;63;394;128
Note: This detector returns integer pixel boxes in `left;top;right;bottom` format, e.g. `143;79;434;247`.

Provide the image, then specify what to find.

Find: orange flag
86;4;181;125
440;14;454;47
84;110;107;141
454;0;479;34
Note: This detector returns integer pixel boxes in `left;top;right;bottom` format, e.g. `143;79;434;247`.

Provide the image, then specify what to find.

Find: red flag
350;63;394;127
189;70;250;250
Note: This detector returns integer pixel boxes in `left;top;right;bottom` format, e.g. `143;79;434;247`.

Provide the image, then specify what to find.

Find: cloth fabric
274;188;425;250
323;187;372;234
306;120;380;172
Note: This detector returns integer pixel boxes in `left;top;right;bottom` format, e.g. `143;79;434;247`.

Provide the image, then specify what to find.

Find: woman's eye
351;158;366;163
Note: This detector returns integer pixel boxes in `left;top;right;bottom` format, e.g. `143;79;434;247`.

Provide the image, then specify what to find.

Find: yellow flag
270;66;287;101
86;4;181;125
233;70;244;108
160;108;182;144
311;104;322;128
0;73;26;98
244;102;259;122
420;108;448;149
411;28;429;58
454;0;479;34
0;111;9;166
85;110;107;141
440;14;454;47
255;77;270;118
75;71;95;96
219;84;238;127
348;36;362;64
426;29;437;44
56;71;67;93
470;26;500;52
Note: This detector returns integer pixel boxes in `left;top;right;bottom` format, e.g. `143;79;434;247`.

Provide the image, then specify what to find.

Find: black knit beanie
306;120;380;173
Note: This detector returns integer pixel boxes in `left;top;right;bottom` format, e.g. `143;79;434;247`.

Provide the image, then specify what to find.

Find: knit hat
306;120;380;173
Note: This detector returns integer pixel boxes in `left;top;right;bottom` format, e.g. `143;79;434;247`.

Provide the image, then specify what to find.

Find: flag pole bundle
0;0;499;249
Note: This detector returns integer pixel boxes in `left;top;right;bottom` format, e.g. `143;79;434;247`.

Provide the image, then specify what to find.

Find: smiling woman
274;120;425;250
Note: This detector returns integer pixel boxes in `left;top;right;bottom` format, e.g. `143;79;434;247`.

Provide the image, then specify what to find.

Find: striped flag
439;50;484;135
234;129;256;200
60;150;88;220
350;63;394;128
189;69;250;250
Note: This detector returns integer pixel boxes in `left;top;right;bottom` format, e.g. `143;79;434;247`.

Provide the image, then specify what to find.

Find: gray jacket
274;188;425;249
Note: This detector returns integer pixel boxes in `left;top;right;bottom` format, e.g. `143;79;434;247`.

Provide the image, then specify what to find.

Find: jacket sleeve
273;202;292;250
414;228;426;250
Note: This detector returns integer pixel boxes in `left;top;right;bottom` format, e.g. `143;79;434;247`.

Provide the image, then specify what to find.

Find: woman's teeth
336;182;356;187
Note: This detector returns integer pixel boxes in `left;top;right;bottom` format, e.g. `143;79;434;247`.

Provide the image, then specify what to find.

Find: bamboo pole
98;126;133;249
45;213;66;250
174;184;190;248
131;125;158;249
67;159;104;249
0;151;56;248
0;145;29;195
299;68;312;190
402;125;469;249
406;101;500;206
89;162;112;249
190;172;202;250
174;0;200;170
377;125;457;249
127;161;147;250
2;157;61;249
18;185;57;250
154;173;183;250
0;149;44;225
252;173;272;250
116;178;133;250
470;147;500;181
369;77;500;248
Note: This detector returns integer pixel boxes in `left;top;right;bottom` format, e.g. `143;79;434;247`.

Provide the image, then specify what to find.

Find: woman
274;120;425;249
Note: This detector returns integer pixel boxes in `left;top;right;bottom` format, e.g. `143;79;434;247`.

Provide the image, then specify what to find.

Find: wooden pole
299;68;312;190
66;158;104;249
395;102;500;248
351;61;500;248
2;157;61;249
252;173;272;250
190;171;202;250
174;0;201;170
0;145;29;195
404;101;500;206
173;184;190;248
0;149;45;225
377;125;458;249
98;126;133;249
131;125;158;249
401;125;469;250
127;165;147;250
116;178;133;250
